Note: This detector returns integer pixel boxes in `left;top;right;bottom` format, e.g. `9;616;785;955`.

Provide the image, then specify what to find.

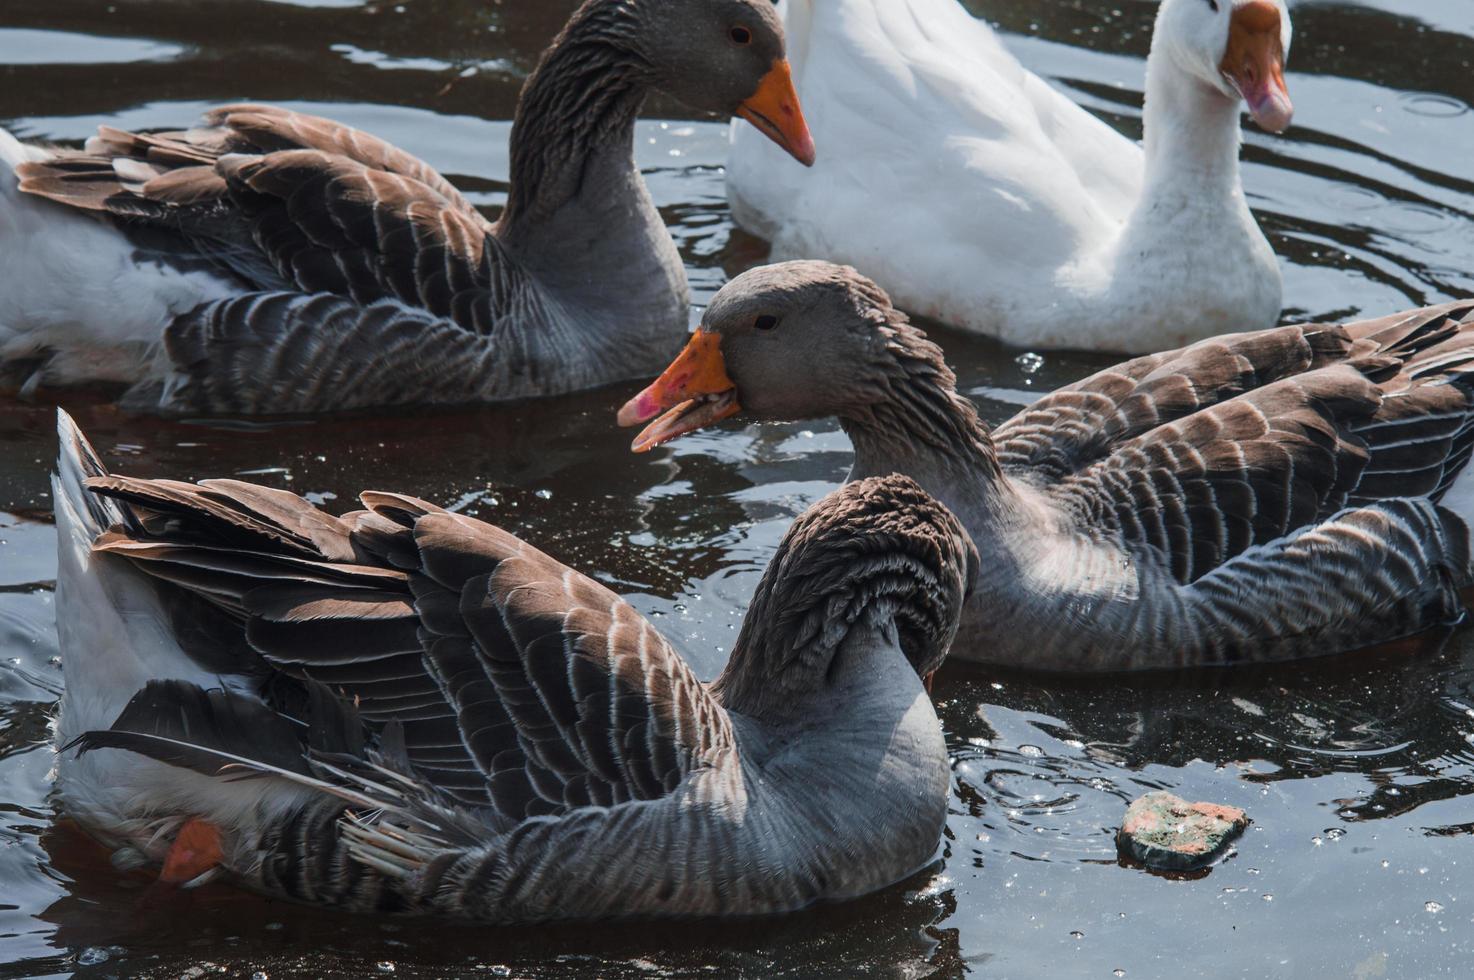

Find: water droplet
1420;867;1430;875
1113;970;1126;978
76;947;110;966
534;489;553;500
1015;352;1045;375
1070;930;1085;940
1324;827;1346;840
1427;901;1445;913
1312;836;1322;846
1018;744;1044;758
252;973;270;980
1262;894;1273;901
1382;860;1390;869
376;963;397;974
264;922;284;931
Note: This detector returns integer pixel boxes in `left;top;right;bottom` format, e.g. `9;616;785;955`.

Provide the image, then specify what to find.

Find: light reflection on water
2;0;1474;976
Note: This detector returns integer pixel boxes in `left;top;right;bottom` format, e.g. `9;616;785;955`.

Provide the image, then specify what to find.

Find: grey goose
620;261;1474;671
0;0;815;413
52;410;976;921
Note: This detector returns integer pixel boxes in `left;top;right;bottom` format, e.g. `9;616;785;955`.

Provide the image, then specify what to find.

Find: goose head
1155;0;1294;132
619;261;956;451
638;0;815;165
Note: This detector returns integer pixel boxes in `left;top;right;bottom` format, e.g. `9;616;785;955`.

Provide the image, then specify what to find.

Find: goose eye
730;26;752;45
1206;0;1219;9
754;314;779;331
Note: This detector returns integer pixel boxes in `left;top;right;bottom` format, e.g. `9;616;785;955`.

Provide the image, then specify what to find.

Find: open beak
617;330;741;452
1221;0;1293;133
737;59;817;166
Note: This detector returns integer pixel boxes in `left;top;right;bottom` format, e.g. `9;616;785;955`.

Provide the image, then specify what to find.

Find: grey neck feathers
500;0;654;233
711;484;965;726
842;307;1002;487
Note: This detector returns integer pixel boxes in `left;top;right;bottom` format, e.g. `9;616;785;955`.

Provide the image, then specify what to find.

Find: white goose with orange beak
726;0;1294;353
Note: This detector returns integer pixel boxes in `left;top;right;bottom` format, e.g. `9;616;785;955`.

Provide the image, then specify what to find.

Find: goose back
56;411;967;920
957;303;1474;668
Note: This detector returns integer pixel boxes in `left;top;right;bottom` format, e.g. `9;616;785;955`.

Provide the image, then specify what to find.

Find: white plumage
728;0;1292;352
0;133;234;392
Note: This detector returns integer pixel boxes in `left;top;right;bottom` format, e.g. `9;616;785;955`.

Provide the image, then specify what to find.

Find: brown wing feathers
993;323;1354;484
1001;303;1474;584
82;471;727;817
413;512;727;813
16;104;495;322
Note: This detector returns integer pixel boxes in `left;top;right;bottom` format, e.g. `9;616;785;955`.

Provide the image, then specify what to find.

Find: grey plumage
626;262;1474;670
12;0;805;413
55;410;974;921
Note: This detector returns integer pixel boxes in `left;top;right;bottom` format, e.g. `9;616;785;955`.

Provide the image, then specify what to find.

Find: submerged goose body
1;0;815;414
727;0;1292;352
52;410;974;920
622;262;1474;672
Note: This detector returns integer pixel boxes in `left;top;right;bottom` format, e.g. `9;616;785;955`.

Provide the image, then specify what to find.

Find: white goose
727;0;1294;353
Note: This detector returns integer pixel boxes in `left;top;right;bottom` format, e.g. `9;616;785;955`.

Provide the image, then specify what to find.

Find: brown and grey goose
620;261;1474;671
52;409;975;921
0;0;815;413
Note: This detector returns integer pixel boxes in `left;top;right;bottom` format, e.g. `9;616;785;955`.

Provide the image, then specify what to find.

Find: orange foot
160;818;223;885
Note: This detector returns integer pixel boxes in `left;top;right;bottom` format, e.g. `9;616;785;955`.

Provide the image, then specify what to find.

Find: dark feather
68;679;311;778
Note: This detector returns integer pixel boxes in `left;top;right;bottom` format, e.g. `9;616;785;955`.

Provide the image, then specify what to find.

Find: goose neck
838;350;1009;531
1139;45;1246;200
500;1;654;234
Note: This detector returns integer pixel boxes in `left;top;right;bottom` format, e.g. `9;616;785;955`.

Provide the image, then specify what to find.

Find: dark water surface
3;0;1474;976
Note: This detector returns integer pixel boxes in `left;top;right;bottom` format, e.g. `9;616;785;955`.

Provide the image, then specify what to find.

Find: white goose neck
1139;40;1245;199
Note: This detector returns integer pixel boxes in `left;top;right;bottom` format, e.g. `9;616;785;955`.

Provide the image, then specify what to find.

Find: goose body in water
52;410;974;920
0;0;815;414
622;262;1474;671
727;0;1292;352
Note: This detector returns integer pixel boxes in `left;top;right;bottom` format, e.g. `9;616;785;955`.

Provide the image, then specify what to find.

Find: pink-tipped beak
617;330;742;452
1221;1;1293;134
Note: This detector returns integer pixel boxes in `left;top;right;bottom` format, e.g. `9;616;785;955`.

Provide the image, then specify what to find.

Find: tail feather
0;125;50;173
53;409;129;539
52;410;323;850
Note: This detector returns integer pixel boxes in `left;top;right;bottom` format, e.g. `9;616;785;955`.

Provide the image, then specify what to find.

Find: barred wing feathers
993;303;1474;584
16;104;501;329
83;472;733;821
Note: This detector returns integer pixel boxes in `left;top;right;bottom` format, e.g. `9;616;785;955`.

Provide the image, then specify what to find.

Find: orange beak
617;329;741;452
1221;1;1293;133
737;59;816;167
